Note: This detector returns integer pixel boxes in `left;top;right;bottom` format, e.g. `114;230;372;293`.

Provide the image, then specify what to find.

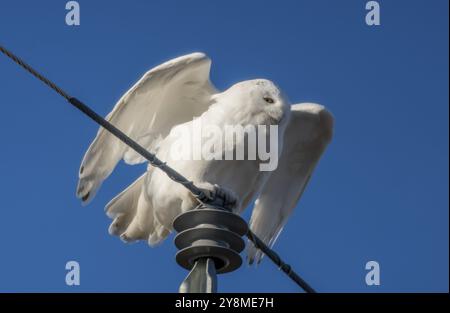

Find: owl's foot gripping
196;182;240;211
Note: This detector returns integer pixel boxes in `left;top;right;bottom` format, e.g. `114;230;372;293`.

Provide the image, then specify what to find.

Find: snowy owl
76;53;333;264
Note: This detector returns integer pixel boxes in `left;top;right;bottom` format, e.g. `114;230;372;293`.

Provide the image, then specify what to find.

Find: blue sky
0;0;448;292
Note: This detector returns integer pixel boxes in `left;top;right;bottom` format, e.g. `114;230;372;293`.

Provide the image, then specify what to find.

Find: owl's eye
263;96;274;104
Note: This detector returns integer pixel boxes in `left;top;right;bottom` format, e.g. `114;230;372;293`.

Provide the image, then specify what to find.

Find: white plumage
76;53;333;263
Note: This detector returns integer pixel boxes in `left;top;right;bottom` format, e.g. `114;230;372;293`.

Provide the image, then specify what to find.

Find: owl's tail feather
105;173;147;241
105;173;170;246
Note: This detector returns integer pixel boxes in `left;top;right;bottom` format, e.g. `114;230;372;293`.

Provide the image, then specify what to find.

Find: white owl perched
76;53;333;264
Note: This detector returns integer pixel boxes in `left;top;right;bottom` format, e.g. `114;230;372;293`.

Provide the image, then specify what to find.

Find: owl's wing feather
247;103;334;264
77;52;216;204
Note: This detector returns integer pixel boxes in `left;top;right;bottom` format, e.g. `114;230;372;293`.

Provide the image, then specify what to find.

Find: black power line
0;45;316;293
